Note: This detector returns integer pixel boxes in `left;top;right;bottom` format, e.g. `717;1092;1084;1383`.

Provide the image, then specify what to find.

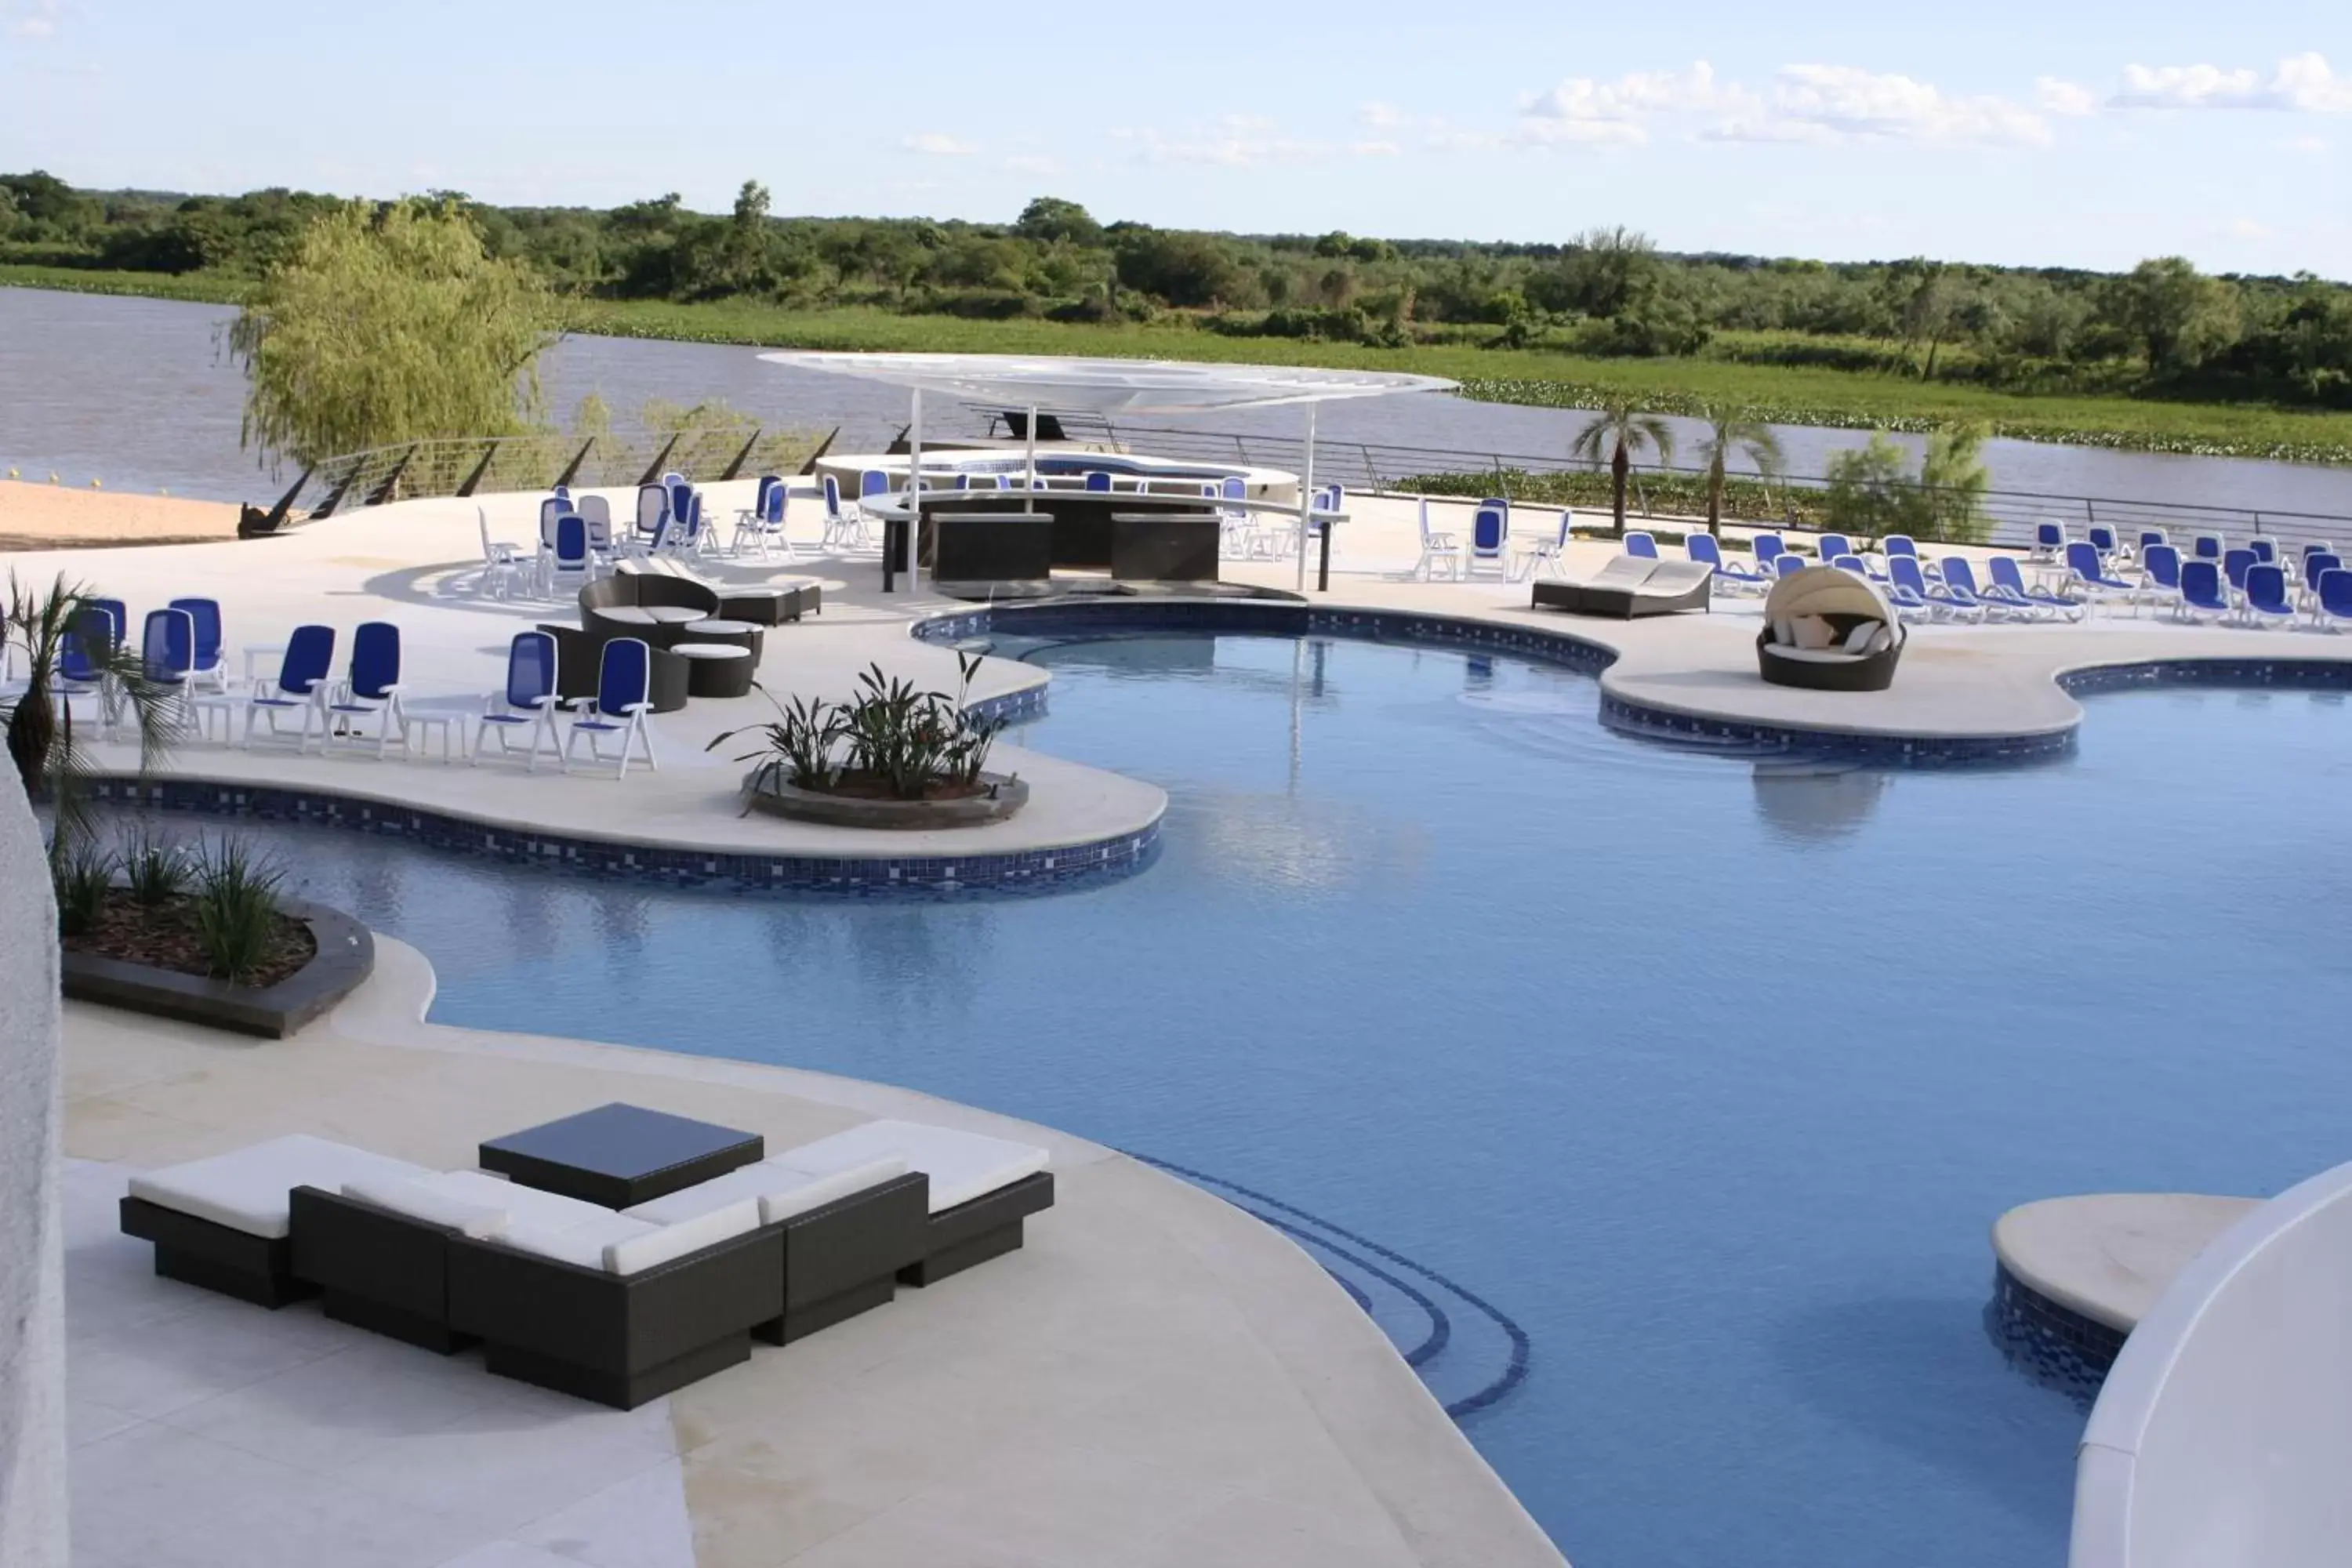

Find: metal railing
266;423;834;528
1091;422;2352;553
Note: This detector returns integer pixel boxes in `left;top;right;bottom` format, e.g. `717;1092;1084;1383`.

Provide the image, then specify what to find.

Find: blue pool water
155;633;2352;1567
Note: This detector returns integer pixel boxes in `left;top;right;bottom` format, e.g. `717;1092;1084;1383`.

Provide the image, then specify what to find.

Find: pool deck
1994;1193;2259;1334
64;938;1565;1568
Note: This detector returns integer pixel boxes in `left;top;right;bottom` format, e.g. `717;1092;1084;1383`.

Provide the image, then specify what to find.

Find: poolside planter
745;771;1029;829
1755;568;1906;693
60;897;374;1039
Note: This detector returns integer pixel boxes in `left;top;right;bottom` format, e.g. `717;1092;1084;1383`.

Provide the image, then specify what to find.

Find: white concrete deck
64;939;1564;1568
1994;1193;2260;1333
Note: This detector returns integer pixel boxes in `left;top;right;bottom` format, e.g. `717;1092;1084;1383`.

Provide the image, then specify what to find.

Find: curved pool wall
102;626;2352;1568
2071;1163;2352;1568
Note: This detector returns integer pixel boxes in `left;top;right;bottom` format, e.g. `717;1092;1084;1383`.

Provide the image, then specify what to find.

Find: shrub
118;825;191;906
52;841;114;936
188;837;287;982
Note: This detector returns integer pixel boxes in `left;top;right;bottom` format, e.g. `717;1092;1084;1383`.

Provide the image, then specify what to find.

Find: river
5;286;2350;521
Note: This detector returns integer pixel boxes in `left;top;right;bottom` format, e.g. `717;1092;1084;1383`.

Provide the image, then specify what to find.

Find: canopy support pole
1024;405;1038;514
1294;402;1319;592
907;387;924;584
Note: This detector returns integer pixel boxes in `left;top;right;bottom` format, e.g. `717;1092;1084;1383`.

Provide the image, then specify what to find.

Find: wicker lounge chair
1755;567;1904;691
118;1134;431;1308
769;1120;1054;1287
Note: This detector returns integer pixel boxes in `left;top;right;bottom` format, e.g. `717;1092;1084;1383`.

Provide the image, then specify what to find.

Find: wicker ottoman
681;618;765;663
673;643;756;699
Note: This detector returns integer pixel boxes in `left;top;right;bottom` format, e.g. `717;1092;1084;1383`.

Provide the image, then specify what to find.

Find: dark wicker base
756;1275;898;1345
120;1196;311;1308
323;1290;473;1354
289;1185;470;1352
481;1334;751;1410
756;1171;929;1344
901;1172;1055;1287
1757;634;1904;691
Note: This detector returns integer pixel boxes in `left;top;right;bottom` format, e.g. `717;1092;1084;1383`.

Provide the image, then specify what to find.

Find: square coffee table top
479;1103;764;1208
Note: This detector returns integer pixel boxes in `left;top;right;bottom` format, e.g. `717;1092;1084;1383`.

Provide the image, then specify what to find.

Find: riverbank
0;481;241;551
10;266;2352;466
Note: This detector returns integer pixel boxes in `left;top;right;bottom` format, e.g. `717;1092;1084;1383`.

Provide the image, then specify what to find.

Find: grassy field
13;263;2352;464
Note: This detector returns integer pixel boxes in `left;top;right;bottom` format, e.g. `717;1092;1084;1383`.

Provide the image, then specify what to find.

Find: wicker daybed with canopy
1755;567;1906;691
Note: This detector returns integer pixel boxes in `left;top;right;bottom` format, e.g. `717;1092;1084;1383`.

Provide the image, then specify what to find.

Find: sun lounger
1530;556;1714;619
1756;567;1904;691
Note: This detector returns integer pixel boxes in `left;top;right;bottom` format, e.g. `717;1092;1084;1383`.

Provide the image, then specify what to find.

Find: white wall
2071;1160;2352;1568
0;774;66;1568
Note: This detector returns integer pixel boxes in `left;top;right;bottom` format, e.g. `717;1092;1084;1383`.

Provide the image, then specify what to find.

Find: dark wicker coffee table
479;1103;764;1208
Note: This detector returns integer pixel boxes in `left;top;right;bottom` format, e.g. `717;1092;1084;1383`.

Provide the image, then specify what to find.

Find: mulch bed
803;769;993;802
63;891;316;989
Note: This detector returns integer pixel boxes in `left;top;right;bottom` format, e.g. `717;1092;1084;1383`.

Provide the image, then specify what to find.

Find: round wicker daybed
1756;566;1905;692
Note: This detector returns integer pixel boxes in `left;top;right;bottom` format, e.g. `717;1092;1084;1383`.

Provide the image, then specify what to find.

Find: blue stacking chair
2249;536;2280;566
1083;470;1112;492
564;637;658;779
1987;555;2085;621
633;482;669;550
2241;564;2296;628
324;621;406;757
2299;552;2342;609
245;623;335;750
2136;544;2183;618
1882;534;1920;561
1467;501;1509;579
1623;531;1659;559
140;608;198;729
1816;532;1853;562
2065;540;2135;605
732;477;790;560
475;630;561;770
2192;532;2225;561
166;597;227;691
2313;568;2352;632
1883;555;1946;622
549;513;593;593
2087;524;2120;561
1686;532;1766;593
2176;559;2231;623
2221;547;2256;604
1751;533;1786;572
1772;553;1807;579
1935;557;2002;620
821;473;859;549
2032;521;2067;559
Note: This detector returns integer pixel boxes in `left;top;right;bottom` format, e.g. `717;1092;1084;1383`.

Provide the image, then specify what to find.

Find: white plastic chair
1414;499;1463;581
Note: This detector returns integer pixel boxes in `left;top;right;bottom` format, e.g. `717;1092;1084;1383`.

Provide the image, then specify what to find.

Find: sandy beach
0;481;243;552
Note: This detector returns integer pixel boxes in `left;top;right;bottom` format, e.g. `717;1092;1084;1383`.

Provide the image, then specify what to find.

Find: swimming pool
149;632;2352;1567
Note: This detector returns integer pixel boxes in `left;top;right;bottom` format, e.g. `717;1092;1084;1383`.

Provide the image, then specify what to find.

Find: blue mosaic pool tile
86;775;1160;896
1986;1262;2123;1406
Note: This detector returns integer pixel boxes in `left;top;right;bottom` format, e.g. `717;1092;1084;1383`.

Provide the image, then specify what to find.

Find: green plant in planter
188;836;288;983
118;825;191;906
706;684;847;805
3;572;180;865
52;841;115;937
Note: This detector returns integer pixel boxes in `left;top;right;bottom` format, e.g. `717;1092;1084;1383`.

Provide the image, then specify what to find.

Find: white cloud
5;0;59;36
2111;53;2352;112
2223;216;2274;240
1349;140;1403;157
1000;153;1065;176
900;132;977;156
1495;60;2046;151
1358;100;1405;129
1708;65;2049;145
2034;77;2100;117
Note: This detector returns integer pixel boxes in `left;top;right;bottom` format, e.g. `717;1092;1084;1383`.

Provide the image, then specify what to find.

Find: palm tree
1569;401;1677;537
3;573;177;862
1693;408;1785;535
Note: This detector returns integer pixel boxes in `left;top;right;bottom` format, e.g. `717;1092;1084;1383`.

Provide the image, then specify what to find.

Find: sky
2;0;2347;278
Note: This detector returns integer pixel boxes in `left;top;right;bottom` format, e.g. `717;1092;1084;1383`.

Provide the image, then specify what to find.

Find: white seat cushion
1842;621;1883;655
777;1120;1048;1215
684;619;759;635
1766;645;1864;663
412;1170;614;1231
642;606;707;624
604;1196;761;1276
596;606;659;626
669;643;750;660
129;1134;430;1240
341;1175;510;1240
497;1209;655;1272
622;1154;910;1227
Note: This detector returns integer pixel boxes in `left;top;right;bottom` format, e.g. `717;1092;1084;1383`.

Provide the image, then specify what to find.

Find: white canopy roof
1764;565;1898;625
759;351;1457;416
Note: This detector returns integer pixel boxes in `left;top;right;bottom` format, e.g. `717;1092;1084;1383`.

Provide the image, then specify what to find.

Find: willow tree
1693;406;1784;535
229;198;558;469
1568;401;1676;537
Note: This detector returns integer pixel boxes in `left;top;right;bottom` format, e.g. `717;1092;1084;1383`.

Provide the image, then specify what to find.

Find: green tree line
7;169;2350;408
